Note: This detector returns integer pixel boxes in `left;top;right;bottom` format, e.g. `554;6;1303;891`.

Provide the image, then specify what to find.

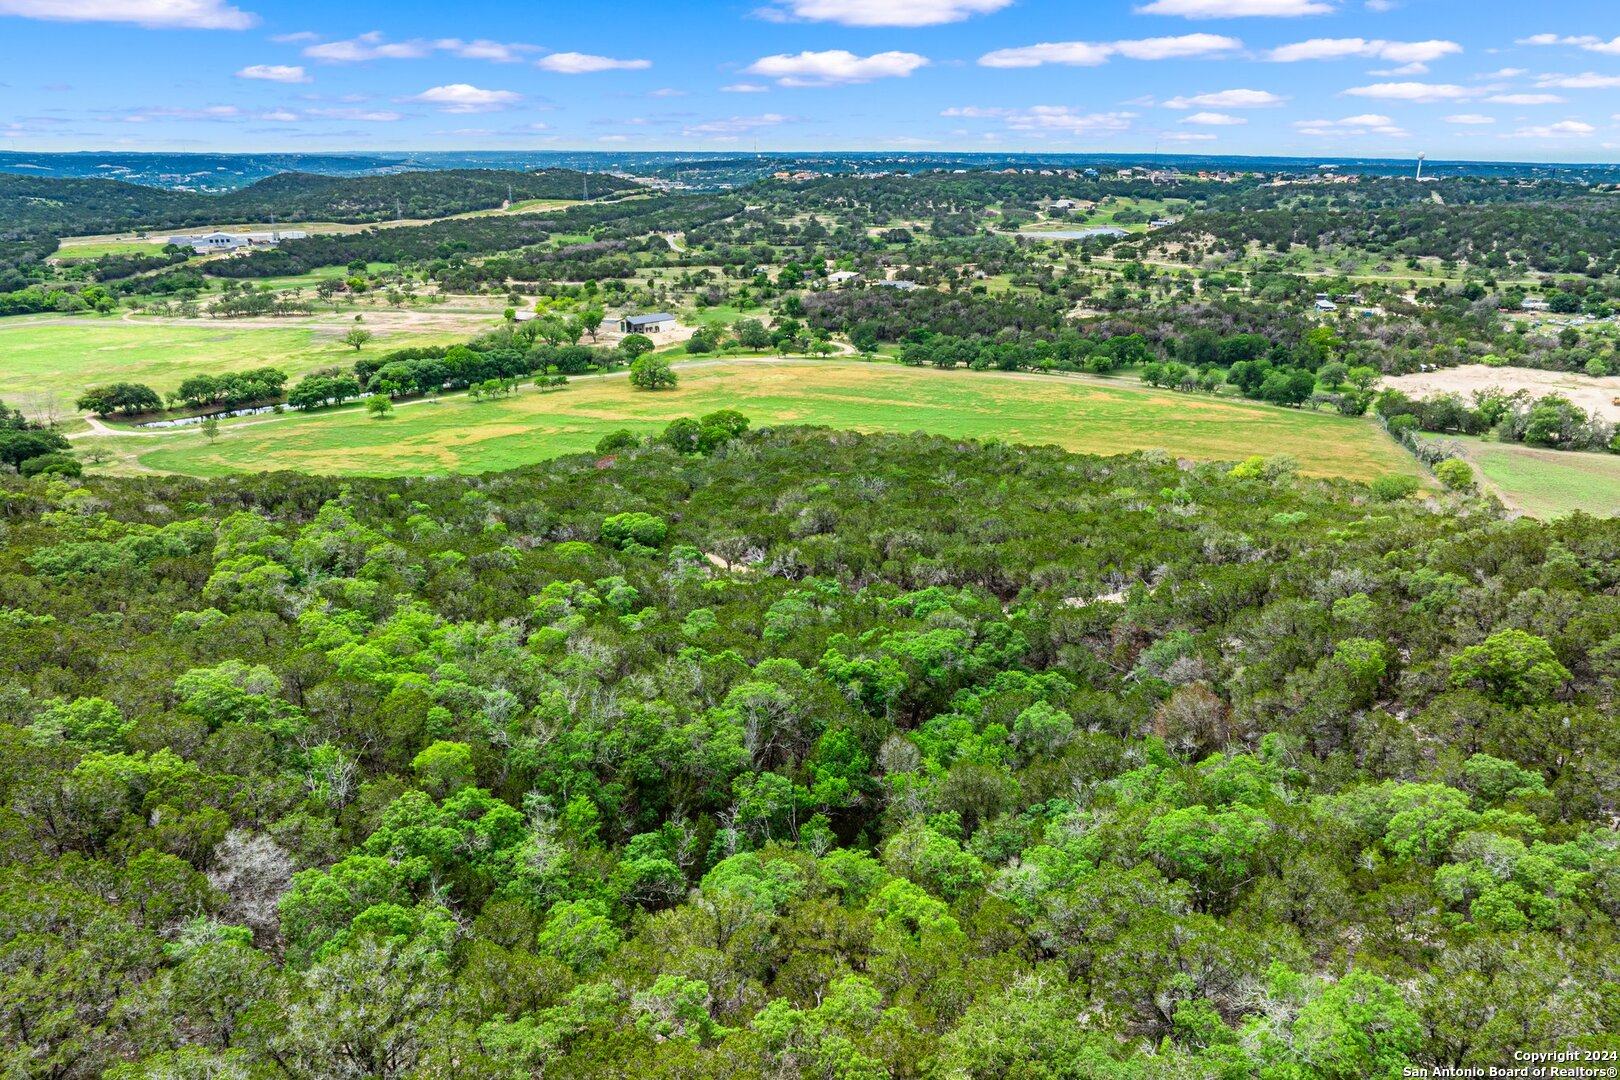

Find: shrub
1370;474;1421;502
602;512;668;550
1433;458;1474;491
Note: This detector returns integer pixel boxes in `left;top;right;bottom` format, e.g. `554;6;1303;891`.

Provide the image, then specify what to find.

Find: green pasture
0;315;466;399
1452;438;1620;518
111;359;1422;480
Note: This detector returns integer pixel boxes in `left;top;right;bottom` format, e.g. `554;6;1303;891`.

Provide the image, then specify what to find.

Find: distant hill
0;167;638;244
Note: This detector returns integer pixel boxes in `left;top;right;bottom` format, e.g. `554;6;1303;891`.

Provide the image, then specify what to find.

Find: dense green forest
2;427;1617;1078
0;169;640;284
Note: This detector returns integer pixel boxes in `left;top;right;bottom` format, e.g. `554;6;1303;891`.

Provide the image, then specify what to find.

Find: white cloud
649;87;689;97
0;0;255;28
122;105;242;121
440;39;538;63
683;112;794;136
754;0;1012;25
1486;93;1564;105
1162;131;1218;141
1443;113;1495;124
1506;119;1596;137
721;83;771;93
300;33;538;64
1181;111;1247;124
745;49;928;86
979;34;1239;67
537;52;651;73
979;42;1113;67
1535;73;1620;89
305;32;432;62
945;105;1135;135
235;64;308;83
306;107;404;122
1136;0;1333;16
256;109;300;122
406;84;521;113
1294;112;1407;136
1164;88;1286;108
1265;37;1460;64
1476;67;1526;79
1517;34;1620;57
1005;106;1136;134
1343;81;1477;102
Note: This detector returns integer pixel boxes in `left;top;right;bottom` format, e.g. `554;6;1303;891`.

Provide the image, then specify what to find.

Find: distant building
1314;299;1338;312
872;280;920;291
619;313;677;334
1521;297;1550;311
825;270;860;286
166;229;306;252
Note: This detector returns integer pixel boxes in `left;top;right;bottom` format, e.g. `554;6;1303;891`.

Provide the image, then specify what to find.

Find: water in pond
136;404;280;428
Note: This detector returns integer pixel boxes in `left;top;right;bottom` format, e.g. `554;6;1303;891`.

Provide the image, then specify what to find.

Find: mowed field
109;360;1421;480
0;313;485;400
1449;437;1620;518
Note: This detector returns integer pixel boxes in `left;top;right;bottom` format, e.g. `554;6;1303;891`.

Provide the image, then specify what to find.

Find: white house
619;313;676;334
1521;297;1550;312
825;270;860;286
1314;299;1338;312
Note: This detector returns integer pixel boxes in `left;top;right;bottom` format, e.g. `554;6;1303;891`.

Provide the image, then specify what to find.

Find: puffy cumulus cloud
1264;37;1460;71
1506;119;1597;137
682;112;796;136
1294;112;1407;136
1486;93;1564;105
1343;81;1477;102
1136;0;1334;16
754;0;1012;25
1443;113;1496;124
1517;34;1620;57
745;49;928;86
1535;73;1620;89
1181;111;1248;124
0;0;255;28
235;64;309;83
721;83;771;93
1164;88;1286;108
406;84;521;113
537;52;651;74
979;33;1239;68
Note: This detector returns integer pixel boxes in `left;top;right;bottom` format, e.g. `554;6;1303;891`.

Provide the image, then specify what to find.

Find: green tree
1450;629;1570;706
629;354;677;391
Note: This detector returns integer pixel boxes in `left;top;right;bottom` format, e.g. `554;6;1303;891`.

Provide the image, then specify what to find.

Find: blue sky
1;0;1617;160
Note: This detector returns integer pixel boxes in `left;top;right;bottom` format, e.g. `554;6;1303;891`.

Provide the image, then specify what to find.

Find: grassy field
53;239;167;260
1449;437;1620;518
0;315;471;399
103;360;1422;480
